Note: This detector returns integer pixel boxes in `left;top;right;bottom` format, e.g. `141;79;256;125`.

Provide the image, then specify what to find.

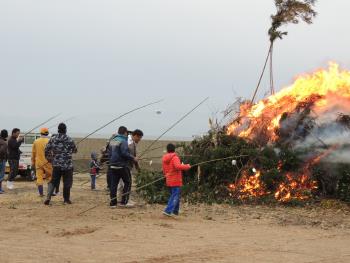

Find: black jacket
7;136;23;160
0;138;7;160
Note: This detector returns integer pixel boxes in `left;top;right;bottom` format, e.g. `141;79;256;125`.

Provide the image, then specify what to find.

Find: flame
229;170;269;199
226;63;349;202
227;63;350;143
274;173;318;202
229;145;338;202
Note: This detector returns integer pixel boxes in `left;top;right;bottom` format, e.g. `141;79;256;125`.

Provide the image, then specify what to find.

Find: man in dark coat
44;123;77;205
7;128;24;189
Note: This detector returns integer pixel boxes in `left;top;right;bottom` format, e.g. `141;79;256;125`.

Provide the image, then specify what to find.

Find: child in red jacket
162;143;191;217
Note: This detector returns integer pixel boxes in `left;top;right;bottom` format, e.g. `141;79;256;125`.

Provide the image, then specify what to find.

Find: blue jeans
165;187;181;215
0;160;6;182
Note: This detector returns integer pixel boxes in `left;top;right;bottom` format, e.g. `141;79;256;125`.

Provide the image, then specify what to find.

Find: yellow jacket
32;136;50;167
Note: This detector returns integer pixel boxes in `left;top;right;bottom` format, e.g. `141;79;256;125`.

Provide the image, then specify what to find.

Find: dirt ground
1;175;350;263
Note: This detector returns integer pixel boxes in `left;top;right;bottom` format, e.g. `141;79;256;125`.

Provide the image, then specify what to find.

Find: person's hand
18;136;24;142
134;156;139;162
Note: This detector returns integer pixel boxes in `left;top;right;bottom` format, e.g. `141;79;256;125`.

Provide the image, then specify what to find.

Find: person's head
166;143;176;153
40;127;49;136
91;152;97;160
1;129;8;140
132;129;144;143
11;128;20;138
58;123;67;134
117;126;128;136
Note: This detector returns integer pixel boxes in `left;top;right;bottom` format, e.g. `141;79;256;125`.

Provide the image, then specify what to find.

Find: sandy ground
1;175;350;263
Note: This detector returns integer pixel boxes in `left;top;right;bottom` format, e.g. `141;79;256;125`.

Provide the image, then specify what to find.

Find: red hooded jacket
162;153;191;187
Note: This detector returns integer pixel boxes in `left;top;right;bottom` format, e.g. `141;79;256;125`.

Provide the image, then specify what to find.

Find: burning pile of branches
137;63;350;205
227;63;350;202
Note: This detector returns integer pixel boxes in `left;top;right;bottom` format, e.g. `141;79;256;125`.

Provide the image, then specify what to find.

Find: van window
24;136;35;145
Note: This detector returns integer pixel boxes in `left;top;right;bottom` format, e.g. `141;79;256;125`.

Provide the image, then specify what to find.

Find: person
100;137;113;192
32;127;53;197
108;126;138;208
128;129;143;171
0;129;8;194
7;128;24;190
162;143;191;217
44;123;77;205
90;152;100;190
117;129;143;203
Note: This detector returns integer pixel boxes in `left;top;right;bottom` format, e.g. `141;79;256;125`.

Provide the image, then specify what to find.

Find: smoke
295;121;350;163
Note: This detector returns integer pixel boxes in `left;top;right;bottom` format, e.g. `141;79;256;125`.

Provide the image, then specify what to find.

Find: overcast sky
0;0;349;138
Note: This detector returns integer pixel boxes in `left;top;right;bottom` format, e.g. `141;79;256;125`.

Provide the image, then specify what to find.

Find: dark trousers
107;168;111;190
90;174;96;189
8;159;19;182
47;167;73;202
109;167;131;205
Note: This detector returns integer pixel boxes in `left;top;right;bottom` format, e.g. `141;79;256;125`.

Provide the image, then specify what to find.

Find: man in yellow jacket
32;127;53;197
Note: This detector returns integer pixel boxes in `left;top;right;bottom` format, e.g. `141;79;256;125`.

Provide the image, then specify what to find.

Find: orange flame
227;63;350;143
230;146;338;202
229;170;269;199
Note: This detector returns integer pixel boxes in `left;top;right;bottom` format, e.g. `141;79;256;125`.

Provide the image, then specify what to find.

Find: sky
0;0;349;139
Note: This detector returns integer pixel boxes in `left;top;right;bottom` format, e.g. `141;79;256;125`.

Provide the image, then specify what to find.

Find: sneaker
55;192;61;196
6;181;14;190
110;202;117;209
162;211;173;217
44;200;50;206
0;190;5;194
127;200;136;206
64;200;72;205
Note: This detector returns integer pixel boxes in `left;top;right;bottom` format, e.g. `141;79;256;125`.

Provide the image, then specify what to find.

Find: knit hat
91;152;98;160
58;123;67;134
40;127;49;136
1;129;8;139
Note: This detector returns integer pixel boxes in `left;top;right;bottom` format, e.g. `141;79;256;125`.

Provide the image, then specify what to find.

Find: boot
38;185;44;197
45;183;55;205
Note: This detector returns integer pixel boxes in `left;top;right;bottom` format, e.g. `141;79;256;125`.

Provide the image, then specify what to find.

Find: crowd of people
0;123;191;217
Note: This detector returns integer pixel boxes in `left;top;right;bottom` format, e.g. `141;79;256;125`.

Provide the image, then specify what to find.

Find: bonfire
227;63;350;202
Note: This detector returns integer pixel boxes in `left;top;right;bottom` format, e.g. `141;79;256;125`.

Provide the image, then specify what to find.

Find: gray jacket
128;141;139;170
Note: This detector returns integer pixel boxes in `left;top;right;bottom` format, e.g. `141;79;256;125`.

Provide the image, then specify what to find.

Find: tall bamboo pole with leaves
251;0;317;103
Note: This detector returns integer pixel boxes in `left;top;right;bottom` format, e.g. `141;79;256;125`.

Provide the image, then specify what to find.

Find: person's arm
120;141;135;161
45;138;54;161
0;142;7;160
70;139;78;154
31;142;36;166
172;155;191;171
14;138;23;149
